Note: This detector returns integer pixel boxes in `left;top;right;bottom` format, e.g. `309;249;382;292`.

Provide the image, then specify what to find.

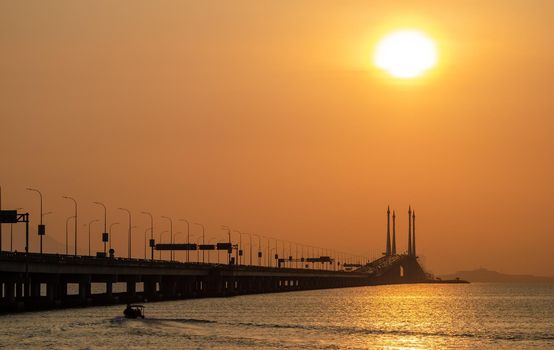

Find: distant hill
440;268;554;283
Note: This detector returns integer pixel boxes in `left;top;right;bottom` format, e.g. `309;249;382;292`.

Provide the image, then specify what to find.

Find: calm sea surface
0;283;553;349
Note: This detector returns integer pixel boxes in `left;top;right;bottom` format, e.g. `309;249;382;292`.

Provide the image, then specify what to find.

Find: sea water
0;283;552;349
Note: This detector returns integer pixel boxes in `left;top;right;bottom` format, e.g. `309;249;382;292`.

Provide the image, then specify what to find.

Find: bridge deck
0;252;428;313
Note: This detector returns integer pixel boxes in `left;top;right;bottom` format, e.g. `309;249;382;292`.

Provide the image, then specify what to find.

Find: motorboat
123;304;145;319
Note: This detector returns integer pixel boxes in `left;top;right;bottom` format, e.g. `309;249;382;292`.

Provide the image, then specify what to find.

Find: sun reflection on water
1;283;553;349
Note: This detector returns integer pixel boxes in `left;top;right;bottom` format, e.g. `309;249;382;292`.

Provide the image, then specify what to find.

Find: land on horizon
441;268;554;283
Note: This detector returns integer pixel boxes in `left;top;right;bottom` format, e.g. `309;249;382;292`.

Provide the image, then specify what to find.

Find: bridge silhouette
0;207;460;313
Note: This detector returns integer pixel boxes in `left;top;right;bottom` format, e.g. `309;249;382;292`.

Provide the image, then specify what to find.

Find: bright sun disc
374;30;438;79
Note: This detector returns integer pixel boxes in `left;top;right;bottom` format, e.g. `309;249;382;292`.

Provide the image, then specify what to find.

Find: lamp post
38;211;52;251
109;222;119;252
207;236;219;264
253;233;262;266
179;219;190;262
93;202;108;254
267;236;271;267
241;232;252;266
189;234;200;263
193;223;205;263
26;187;44;254
175;231;185;262
221;225;231;265
141;211;154;261
65;215;75;255
9;222;13;252
0;185;2;252
233;230;243;265
269;247;278;268
247;233;253;266
144;228;150;259
161;216;173;261
300;245;305;268
88;219;98;256
288;240;294;269
308;245;315;270
295;242;299;269
276;239;284;268
118;208;132;259
9;207;24;252
158;230;168;260
62;196;78;255
129;225;137;259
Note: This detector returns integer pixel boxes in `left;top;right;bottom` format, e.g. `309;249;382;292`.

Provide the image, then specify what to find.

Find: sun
374;30;438;79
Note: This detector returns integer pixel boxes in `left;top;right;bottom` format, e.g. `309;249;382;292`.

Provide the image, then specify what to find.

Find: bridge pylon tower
385;206;391;256
408;206;412;256
392;210;396;255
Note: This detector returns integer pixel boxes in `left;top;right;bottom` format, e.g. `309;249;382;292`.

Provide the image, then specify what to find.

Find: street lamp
144;228;150;259
295;241;299;269
161;216;173;261
241;232;252;266
9;207;24;252
288;240;294;269
0;185;2;252
129;225;137;259
188;234;201;263
221;225;232;265
267;236;272;267
65;215;75;255
88;219;99;256
62;196;78;255
141;211;154;261
179;219;190;262
193;223;205;263
93;202;108;253
26;187;45;254
174;231;186;262
9;222;13;252
269;246;278;268
109;222;119;252
207;236;220;264
233;230;243;265
300;244;305;268
253;233;262;266
118;208;132;259
158;230;168;260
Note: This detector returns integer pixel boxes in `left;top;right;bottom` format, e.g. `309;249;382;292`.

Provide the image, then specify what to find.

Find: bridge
0;251;430;312
0;206;463;313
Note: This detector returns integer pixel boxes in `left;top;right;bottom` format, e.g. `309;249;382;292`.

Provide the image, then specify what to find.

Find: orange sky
1;1;553;275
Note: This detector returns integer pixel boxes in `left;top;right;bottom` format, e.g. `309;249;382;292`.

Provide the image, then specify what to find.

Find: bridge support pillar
194;277;205;297
160;277;177;299
106;281;113;299
127;281;136;296
59;281;68;301
181;277;194;297
15;282;23;299
44;275;61;305
206;270;223;297
126;278;137;301
79;276;91;304
31;280;41;298
143;279;157;301
5;281;15;303
46;280;57;303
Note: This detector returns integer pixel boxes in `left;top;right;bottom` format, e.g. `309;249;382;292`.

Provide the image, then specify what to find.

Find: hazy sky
1;1;553;275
